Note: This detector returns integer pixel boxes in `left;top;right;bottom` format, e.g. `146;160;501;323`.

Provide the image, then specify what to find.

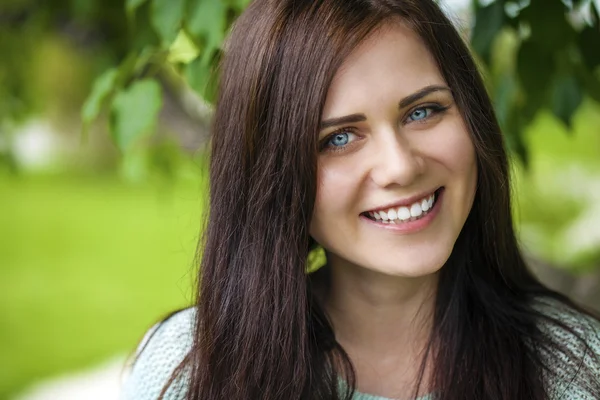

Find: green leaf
520;0;573;52
551;74;583;130
570;0;588;10
131;2;161;51
81;68;119;139
517;40;554;117
591;0;600;25
110;79;163;152
224;0;252;12
151;0;186;46
578;26;600;70
504;110;529;167
493;72;518;131
471;0;505;65
186;0;227;53
185;51;220;104
168;30;200;64
574;63;600;104
126;0;148;18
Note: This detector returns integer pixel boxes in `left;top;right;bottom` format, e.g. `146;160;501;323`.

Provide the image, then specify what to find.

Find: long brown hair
156;0;600;399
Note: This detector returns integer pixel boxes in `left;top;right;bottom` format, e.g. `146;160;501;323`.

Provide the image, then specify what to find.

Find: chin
381;238;457;277
368;259;445;278
332;247;452;279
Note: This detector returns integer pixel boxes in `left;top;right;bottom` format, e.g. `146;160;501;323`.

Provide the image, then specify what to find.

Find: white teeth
367;191;438;224
397;206;411;221
410;203;422;217
387;208;397;220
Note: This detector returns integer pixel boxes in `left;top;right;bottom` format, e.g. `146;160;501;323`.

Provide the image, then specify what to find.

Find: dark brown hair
154;0;600;399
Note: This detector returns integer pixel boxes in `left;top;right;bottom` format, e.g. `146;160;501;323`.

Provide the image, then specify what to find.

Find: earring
306;245;327;273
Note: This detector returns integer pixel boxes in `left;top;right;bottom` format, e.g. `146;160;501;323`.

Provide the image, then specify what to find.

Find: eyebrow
319;84;452;130
319;113;367;130
398;84;451;108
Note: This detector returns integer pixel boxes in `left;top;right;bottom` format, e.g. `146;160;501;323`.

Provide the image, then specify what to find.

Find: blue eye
325;131;357;149
329;133;350;146
408;107;432;121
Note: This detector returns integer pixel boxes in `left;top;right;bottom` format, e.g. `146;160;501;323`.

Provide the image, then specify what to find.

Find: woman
122;0;600;399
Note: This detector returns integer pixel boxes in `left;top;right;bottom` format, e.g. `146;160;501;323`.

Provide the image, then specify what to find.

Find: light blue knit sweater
121;300;600;400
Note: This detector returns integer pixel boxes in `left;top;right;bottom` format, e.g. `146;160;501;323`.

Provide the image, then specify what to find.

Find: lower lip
360;189;444;234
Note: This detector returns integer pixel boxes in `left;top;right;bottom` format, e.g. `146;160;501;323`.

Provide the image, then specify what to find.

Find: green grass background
0;172;205;398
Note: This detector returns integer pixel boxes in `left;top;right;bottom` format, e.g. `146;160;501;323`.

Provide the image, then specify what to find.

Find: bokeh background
1;0;599;399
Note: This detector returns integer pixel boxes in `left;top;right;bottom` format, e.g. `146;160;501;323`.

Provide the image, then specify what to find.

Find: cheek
314;161;359;206
433;119;477;181
443;125;478;210
455;131;478;197
310;161;360;237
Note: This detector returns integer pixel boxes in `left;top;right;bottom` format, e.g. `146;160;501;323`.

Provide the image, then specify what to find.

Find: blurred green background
1;0;599;399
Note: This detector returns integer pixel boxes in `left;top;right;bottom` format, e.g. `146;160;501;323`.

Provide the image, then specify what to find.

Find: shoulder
121;307;196;400
534;297;600;399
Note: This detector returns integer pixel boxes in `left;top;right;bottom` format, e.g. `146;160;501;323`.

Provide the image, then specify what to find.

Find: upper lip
363;187;441;213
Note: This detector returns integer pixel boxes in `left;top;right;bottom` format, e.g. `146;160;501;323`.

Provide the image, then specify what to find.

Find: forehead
323;22;445;118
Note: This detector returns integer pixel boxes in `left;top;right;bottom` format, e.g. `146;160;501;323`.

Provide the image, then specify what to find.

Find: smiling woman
122;1;600;400
312;24;477;281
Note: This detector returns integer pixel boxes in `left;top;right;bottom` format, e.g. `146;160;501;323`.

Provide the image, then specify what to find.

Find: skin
309;22;478;398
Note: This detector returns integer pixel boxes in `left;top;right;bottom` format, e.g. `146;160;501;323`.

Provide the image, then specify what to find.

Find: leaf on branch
168;30;200;64
225;0;252;13
186;0;227;54
590;0;600;25
131;2;161;51
471;0;505;65
551;74;583;130
494;72;518;131
151;0;186;46
504;110;530;167
574;63;600;104
578;26;600;71
126;0;149;19
81;68;119;140
186;50;220;104
110;79;163;152
517;40;555;118
521;0;573;52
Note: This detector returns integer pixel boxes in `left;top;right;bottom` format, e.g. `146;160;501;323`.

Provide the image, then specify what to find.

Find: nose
369;130;424;188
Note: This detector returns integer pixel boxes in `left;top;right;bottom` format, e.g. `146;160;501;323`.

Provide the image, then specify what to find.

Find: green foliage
186;50;222;104
81;68;119;139
513;100;600;270
168;31;200;63
472;0;600;164
186;0;228;55
126;0;149;18
76;0;599;166
151;0;186;45
552;74;584;129
110;79;163;152
471;0;505;64
2;0;600;166
73;0;239;157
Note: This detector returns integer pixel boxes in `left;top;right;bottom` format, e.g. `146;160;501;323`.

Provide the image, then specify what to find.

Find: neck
324;255;438;357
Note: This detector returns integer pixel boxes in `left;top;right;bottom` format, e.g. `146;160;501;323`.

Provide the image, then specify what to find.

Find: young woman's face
310;22;477;278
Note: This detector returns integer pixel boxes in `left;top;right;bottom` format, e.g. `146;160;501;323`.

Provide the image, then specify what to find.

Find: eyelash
319;103;450;153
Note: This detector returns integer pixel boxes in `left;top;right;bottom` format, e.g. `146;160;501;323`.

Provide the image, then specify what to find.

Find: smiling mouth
362;188;443;224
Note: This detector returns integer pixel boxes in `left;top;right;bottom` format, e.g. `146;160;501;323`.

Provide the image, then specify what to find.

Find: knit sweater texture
121;300;600;400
